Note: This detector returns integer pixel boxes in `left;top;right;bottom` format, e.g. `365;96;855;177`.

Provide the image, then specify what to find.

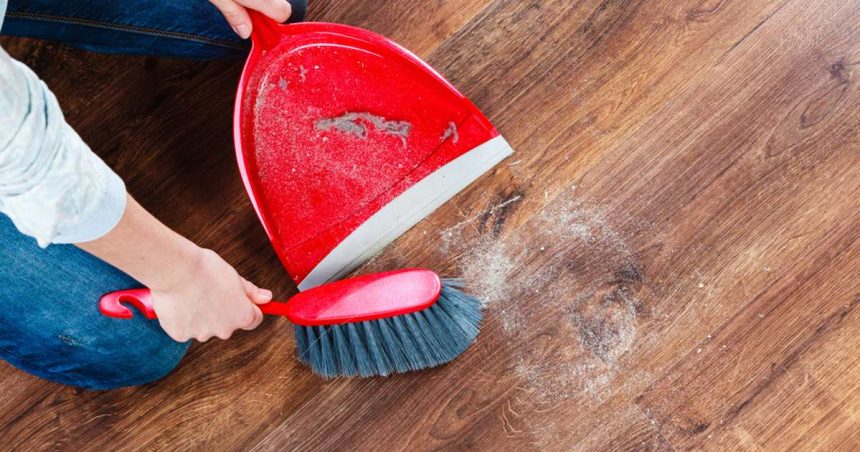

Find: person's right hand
150;248;273;342
78;195;274;343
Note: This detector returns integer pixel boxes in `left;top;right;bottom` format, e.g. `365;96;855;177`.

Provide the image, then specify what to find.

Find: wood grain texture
1;0;858;450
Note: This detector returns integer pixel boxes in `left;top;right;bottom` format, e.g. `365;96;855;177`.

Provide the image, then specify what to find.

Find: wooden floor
2;0;859;450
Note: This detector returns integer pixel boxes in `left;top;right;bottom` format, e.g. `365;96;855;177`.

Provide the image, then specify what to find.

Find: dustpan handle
249;10;286;49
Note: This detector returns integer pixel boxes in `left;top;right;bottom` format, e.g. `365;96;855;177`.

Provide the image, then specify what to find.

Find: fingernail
260;288;273;299
233;23;251;39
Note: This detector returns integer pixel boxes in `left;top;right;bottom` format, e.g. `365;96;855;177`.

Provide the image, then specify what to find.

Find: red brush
100;269;481;377
101;13;512;377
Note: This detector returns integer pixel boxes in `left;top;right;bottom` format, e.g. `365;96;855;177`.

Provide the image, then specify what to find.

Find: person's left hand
210;0;293;39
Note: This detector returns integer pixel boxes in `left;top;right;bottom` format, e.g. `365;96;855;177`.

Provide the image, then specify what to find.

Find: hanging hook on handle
99;288;157;319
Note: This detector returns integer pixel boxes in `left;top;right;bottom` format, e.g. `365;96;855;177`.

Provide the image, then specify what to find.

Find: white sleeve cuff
49;168;127;245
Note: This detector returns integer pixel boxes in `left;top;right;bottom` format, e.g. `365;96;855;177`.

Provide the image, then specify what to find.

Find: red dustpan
235;13;513;290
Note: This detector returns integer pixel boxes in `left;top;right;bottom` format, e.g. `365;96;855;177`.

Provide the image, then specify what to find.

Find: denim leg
0;214;189;390
0;0;308;59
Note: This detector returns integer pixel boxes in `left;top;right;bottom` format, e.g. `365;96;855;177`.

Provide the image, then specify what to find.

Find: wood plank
714;298;860;450
308;0;495;57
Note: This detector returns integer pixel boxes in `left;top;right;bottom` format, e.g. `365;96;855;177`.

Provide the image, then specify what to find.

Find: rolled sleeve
50;153;127;244
0;47;126;247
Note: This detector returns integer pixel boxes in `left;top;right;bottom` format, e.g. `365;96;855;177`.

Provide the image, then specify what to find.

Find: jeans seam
5;10;247;50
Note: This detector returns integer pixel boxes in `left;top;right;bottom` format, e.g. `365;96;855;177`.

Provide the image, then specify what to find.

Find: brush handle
100;269;442;325
98;288;291;319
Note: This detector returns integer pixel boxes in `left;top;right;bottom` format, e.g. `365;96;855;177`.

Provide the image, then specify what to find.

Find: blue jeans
0;0;306;390
1;0;306;59
0;215;187;390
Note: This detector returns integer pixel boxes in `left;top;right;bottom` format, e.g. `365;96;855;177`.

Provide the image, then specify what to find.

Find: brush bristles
294;279;482;378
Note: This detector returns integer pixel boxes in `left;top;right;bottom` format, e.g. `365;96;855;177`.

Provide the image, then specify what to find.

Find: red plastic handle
249;10;289;49
286;268;441;326
98;288;292;319
98;288;157;319
99;268;442;325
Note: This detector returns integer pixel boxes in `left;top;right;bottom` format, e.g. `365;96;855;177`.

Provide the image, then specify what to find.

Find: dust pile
315;112;411;147
440;121;459;144
456;197;647;404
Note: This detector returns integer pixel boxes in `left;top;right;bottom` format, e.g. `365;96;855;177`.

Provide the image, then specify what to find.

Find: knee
79;325;191;390
36;320;191;391
0;215;191;390
86;345;190;391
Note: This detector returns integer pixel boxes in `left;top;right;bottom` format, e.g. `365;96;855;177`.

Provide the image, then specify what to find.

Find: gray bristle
304;326;322;371
294;325;310;364
316;326;338;377
331;324;355;376
389;315;423;370
293;279;482;378
362;322;393;376
347;323;374;377
423;302;460;353
376;318;410;373
402;311;440;363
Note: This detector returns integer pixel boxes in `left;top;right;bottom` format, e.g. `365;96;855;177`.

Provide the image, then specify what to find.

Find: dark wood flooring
1;0;858;450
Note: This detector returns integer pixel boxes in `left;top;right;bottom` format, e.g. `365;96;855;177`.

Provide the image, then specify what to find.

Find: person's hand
78;195;273;343
210;0;293;39
150;248;273;342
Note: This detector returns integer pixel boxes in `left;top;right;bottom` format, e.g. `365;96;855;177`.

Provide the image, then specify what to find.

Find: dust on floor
452;195;658;445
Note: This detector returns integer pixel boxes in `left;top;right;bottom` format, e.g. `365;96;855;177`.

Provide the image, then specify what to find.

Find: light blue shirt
0;2;126;246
